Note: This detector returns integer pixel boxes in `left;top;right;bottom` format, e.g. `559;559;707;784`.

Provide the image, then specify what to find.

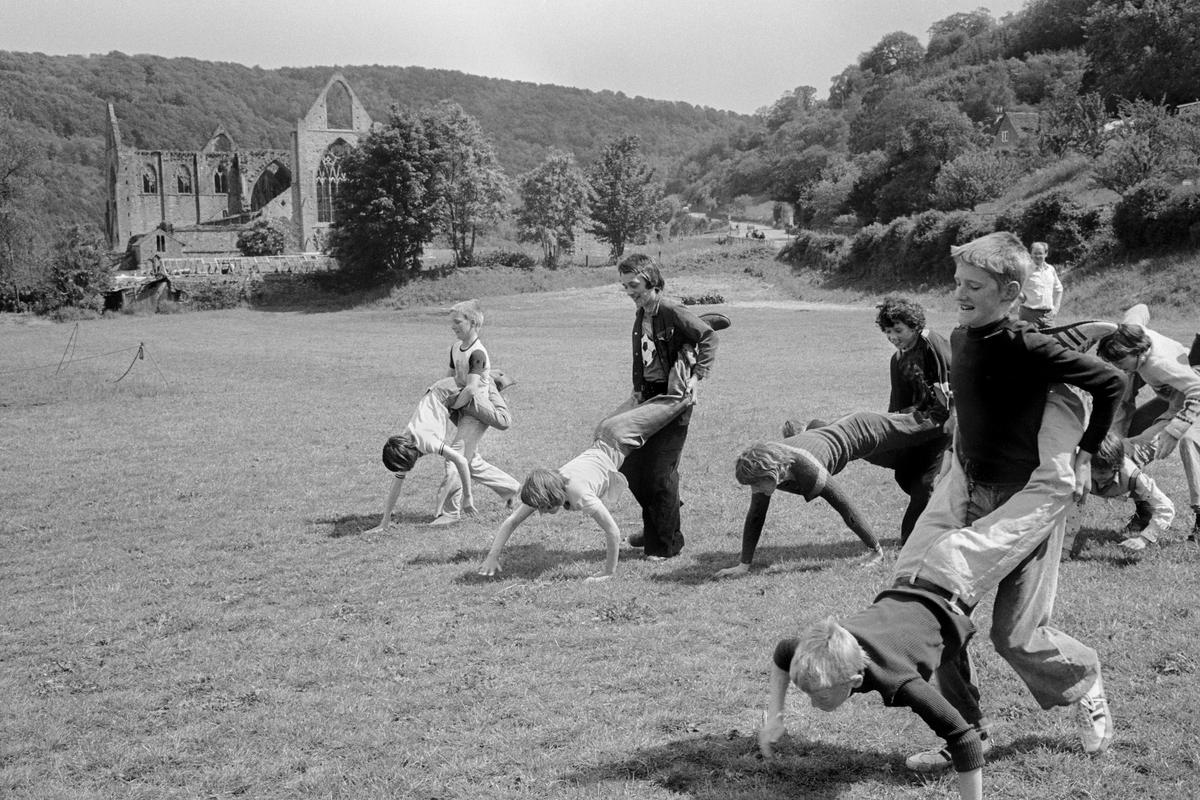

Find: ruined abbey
104;74;372;263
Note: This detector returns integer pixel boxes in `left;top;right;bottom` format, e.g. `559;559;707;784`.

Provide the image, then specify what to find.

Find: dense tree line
671;0;1200;242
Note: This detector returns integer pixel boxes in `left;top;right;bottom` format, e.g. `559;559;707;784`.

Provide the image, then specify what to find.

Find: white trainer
1075;673;1114;755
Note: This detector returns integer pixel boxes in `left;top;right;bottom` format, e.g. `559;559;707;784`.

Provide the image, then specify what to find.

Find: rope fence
0;323;169;385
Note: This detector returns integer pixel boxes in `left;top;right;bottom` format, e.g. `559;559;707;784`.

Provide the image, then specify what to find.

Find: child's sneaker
1118;535;1149;552
1075;673;1114;755
904;731;991;773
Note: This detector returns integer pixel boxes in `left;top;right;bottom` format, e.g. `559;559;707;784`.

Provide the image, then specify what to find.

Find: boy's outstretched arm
759;663;790;758
819;479;883;559
479;504;536;576
364;475;405;533
716;491;772;577
442;446;477;514
585;504;621;582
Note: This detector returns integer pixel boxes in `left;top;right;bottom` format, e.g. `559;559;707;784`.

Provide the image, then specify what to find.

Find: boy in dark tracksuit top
759;589;985;800
875;296;954;544
617;254;717;559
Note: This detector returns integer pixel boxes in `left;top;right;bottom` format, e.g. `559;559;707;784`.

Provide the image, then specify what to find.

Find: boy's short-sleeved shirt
406;380;456;455
1022;264;1061;311
450;339;491;388
559;441;627;514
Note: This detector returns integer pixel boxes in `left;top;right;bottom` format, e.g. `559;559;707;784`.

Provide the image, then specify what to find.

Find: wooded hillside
0;50;749;232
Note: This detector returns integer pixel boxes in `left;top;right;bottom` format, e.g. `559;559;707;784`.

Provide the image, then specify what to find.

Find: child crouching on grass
478;354;698;582
366;371;518;534
1087;433;1174;551
759;589;985;800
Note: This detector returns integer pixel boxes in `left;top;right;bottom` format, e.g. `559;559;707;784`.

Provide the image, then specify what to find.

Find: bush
777;231;847;272
473;250;537;270
236;218;289;256
185;282;244;310
994;192;1102;264
1112;181;1200;252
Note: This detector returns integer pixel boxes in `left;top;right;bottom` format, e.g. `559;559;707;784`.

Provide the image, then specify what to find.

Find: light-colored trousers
435;386;521;516
893;384;1100;709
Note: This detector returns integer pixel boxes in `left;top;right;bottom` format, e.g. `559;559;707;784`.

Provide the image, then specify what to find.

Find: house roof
1004;111;1041;135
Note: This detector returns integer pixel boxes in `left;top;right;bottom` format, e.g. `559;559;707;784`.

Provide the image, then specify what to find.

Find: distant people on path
617;254;718;560
1017;241;1062;329
874;296;953;544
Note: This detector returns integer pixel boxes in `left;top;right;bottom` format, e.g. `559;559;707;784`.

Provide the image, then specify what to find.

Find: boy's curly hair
875;296;926;332
520;468;568;510
791;617;868;692
1092;433;1126;473
949;231;1032;290
734;442;789;486
1096;324;1152;364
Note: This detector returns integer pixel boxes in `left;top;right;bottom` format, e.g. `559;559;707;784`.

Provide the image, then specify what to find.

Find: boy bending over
718;405;949;578
367;372;517;534
760;590;984;800
1088;433;1174;552
479;355;698;582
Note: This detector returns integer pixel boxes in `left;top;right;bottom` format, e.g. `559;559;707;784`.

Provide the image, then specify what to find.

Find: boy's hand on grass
857;547;884;566
715;563;750;578
758;712;786;759
478;559;502;577
584;571;613;583
461;499;478;515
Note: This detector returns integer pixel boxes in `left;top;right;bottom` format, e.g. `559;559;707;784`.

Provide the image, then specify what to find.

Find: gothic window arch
325;81;353;130
176;166;193;194
142;164;158;194
214;162;229;194
250;160;292;211
316;141;349;223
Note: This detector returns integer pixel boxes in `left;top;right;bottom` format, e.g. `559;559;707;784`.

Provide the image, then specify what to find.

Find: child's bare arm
759;663;790;758
716;491;772;577
479;504;536;576
820;479;883;557
585;504;621;582
442;446;476;514
365;475;405;533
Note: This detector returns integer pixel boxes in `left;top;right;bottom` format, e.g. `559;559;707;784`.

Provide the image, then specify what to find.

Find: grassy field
2;273;1198;800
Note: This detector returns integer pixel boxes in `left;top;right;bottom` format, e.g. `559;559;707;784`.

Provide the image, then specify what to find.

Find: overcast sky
2;0;1030;114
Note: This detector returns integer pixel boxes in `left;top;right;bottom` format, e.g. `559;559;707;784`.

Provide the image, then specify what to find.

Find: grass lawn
2;275;1198;799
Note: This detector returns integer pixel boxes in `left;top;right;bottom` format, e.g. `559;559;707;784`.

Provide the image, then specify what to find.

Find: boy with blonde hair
717;406;951;578
479;319;727;580
432;299;519;523
759;588;984;800
890;231;1125;769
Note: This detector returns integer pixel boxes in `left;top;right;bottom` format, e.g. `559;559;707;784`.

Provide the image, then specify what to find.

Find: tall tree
515;150;592;268
860;31;925;77
587;135;664;259
326;107;441;281
423;102;510;267
1084;0;1200;107
0;113;48;310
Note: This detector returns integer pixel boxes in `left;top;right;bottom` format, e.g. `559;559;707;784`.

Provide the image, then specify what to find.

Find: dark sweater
890;329;952;415
951;318;1125;484
773;587;983;773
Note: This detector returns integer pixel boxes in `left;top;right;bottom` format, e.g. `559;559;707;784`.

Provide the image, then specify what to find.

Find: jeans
894;384;1100;709
436;384;520;516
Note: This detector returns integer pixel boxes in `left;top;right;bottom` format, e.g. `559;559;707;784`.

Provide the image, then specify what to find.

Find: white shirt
1022;264;1062;311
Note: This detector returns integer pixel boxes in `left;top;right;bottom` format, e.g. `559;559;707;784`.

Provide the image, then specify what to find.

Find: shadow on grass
1066;526;1146;566
318;512;431;538
988;732;1078;762
649;542;880;585
561;731;911;799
